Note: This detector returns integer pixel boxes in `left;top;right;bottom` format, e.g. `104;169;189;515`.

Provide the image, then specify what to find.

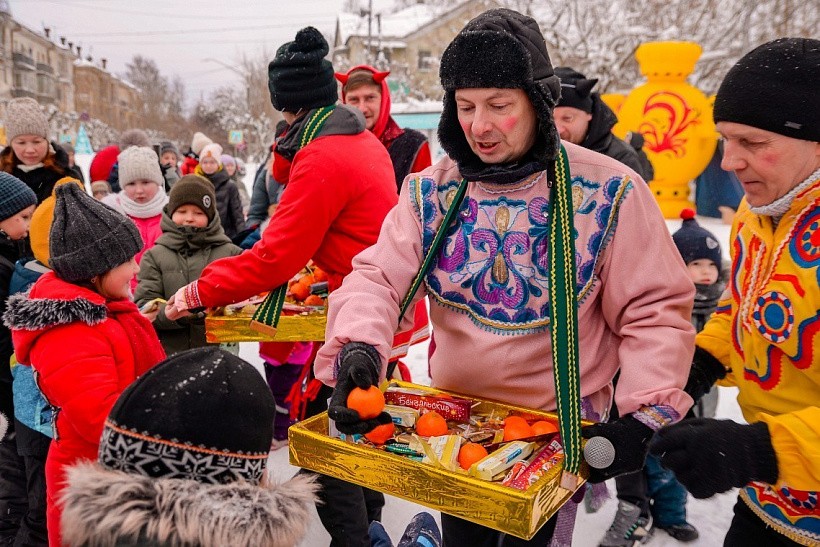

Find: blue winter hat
672;209;722;266
0;171;37;223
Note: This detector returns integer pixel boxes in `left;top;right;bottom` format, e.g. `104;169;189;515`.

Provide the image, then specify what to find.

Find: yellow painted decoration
613;42;718;218
600;93;626;115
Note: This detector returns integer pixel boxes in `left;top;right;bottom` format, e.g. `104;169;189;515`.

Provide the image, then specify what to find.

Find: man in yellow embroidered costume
652;37;820;547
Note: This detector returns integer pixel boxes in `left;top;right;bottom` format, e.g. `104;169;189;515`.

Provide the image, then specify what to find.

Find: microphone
583;436;615;469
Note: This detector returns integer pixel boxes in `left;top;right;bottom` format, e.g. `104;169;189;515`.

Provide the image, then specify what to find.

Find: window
418;50;432;71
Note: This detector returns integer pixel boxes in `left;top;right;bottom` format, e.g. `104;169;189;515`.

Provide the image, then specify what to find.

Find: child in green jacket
135;175;241;355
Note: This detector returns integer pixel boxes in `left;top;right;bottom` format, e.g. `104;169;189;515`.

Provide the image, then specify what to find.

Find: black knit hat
554;67;598;113
437;8;562;183
672;209;722;267
49;183;143;282
268;26;338;113
168;174;216;222
98;348;275;485
714;38;820;142
0;171;37;223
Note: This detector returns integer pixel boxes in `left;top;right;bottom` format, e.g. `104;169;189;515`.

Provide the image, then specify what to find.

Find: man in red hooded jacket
337;66;432;193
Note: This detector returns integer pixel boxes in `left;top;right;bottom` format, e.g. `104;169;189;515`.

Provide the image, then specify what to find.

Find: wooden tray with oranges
289;381;591;540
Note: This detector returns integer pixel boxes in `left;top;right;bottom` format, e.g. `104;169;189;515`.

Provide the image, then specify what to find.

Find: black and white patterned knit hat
98;347;275;485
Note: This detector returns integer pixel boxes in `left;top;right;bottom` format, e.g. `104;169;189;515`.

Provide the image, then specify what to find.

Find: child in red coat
4;184;165;546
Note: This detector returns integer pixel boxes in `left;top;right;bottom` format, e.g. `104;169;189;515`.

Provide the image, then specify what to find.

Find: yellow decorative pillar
613;42;718;218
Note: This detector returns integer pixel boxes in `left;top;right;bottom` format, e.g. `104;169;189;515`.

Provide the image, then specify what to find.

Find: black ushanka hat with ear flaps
437;8;562;184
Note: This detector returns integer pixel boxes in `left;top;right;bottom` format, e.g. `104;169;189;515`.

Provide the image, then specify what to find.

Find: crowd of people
0;7;817;547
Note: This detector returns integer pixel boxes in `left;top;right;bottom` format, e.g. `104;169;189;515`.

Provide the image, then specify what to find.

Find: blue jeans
645;453;688;527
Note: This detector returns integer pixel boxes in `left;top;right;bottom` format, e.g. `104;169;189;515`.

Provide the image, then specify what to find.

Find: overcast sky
9;0;348;105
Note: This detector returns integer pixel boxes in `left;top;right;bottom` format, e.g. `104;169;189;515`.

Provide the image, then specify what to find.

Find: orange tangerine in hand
347;386;385;420
503;419;534;442
365;422;395;445
458;442;489;470
531;420;558;436
415;411;448;437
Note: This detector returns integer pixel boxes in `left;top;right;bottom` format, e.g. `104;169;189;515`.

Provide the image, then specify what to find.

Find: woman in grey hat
0;98;82;204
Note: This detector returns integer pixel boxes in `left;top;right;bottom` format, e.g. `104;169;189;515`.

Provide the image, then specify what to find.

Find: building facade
333;0;496;101
0;1;140;142
74;59;140;131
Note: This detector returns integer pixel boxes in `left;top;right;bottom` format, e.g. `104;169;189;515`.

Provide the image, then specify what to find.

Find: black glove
327;342;392;435
685;347;727;403
650;418;778;499
581;414;654;483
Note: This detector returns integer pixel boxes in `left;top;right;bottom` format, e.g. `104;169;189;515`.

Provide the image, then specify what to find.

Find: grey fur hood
61;462;318;547
3;292;106;331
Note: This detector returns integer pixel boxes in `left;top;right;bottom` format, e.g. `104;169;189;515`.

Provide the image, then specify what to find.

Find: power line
17;0;338;25
12;0;328;21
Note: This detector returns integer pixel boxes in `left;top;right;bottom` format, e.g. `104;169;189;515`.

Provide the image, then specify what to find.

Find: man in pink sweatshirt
315;8;695;546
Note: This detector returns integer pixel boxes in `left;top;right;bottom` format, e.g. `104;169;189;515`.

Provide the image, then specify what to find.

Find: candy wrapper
289;381;589;540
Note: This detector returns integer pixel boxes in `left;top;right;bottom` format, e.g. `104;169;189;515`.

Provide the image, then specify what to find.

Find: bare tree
513;0;817;94
124;55;189;139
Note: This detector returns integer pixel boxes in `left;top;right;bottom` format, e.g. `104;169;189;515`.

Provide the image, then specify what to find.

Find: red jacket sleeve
196;145;350;307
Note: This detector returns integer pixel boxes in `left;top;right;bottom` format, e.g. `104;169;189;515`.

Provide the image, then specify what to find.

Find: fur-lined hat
437;8;561;183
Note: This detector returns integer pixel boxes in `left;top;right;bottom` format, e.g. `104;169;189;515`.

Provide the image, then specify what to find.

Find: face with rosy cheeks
553;106;592;145
92;258;139;300
345;83;382;131
123;179;159;204
718;121;820;207
455;88;538;164
199;156;219;175
171;204;209;228
224;162;237;176
687;259;719;285
11;135;49;166
0;205;36;240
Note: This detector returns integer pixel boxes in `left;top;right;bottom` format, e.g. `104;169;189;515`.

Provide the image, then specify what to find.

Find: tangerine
289;281;310;302
457;442;489;470
346;386;385;420
364;422;395;445
304;294;324;306
300;273;316;286
312;268;328;282
503;416;529;429
415;411;448;437
531;420;558;436
503;420;534;442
